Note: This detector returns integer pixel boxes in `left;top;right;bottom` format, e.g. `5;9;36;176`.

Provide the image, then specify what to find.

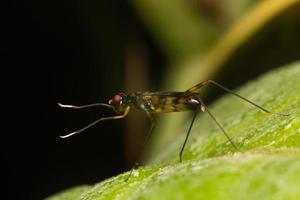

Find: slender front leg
125;162;140;182
145;112;156;143
125;111;156;181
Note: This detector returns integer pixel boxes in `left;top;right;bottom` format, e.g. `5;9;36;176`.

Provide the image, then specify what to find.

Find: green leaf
45;61;300;200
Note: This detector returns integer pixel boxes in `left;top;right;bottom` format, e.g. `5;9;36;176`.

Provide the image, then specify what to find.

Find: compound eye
109;94;123;106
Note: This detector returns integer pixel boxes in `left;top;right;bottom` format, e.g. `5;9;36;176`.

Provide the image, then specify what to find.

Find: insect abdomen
145;94;200;113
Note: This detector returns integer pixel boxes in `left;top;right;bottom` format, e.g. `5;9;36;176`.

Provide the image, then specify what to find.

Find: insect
59;80;287;161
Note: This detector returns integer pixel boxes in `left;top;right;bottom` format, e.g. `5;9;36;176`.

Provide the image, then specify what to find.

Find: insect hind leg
179;110;199;162
186;80;288;116
196;97;238;150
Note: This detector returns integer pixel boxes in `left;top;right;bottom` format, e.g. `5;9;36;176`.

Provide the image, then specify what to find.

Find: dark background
7;1;164;199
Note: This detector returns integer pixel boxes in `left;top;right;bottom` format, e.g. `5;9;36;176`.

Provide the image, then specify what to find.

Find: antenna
58;102;115;111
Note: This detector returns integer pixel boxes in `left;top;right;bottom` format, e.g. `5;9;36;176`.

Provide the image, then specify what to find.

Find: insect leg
186;80;288;116
125;112;156;181
179;111;199;162
60;106;130;138
145;112;156;143
197;97;238;150
125;162;140;182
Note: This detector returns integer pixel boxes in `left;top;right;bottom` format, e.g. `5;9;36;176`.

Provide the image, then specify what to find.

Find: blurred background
7;0;300;199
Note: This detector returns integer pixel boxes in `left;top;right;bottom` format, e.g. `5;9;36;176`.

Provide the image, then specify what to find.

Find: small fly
58;80;288;161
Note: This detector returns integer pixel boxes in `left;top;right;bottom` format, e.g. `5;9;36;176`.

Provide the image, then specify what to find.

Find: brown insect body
126;92;202;113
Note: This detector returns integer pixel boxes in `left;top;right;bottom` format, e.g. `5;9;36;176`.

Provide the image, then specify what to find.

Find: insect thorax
124;92;148;111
